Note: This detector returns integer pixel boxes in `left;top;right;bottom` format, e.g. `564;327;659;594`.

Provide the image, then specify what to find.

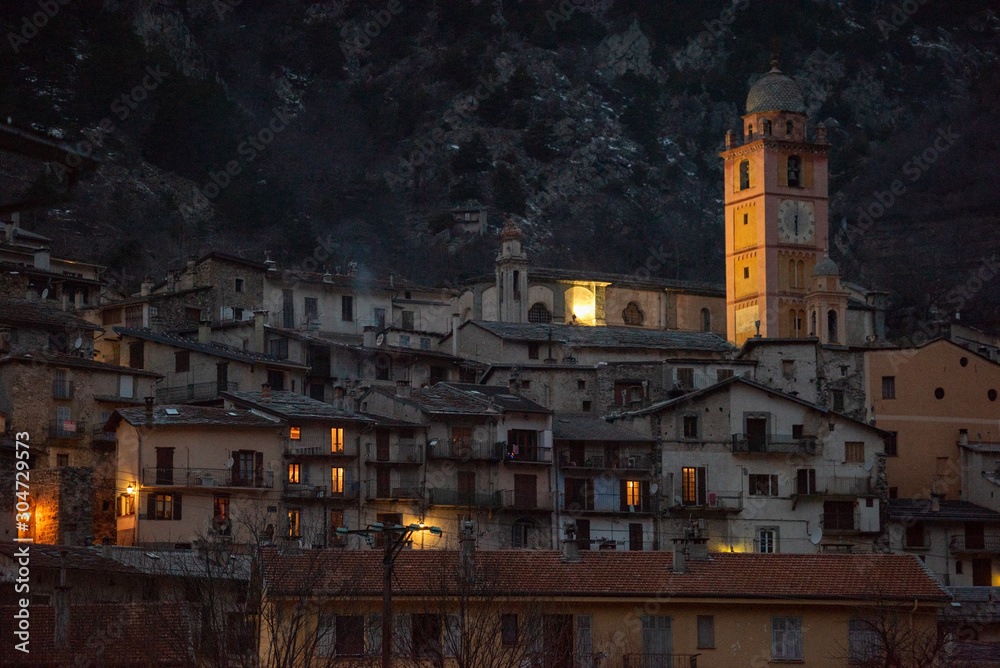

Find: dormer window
739;160;750;190
787;155;802;187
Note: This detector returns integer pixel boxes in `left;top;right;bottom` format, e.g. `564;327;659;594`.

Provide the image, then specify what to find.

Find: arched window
789;259;798;288
512;271;521;300
798;310;806;338
810;310;817;336
622;302;645;326
786;120;794;136
827;309;838;343
787;155;802;187
701;308;711;332
747;124;753;137
739;160;750;190
527;302;552;324
789;309;797;337
796;261;805;288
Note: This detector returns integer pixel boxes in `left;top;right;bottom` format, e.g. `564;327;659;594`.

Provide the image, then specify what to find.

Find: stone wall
30;466;93;546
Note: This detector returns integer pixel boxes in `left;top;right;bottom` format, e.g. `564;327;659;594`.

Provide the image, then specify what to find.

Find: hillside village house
360;382;555;550
222;389;375;548
866;338;1000;499
612;377;889;554
261;546;949;668
110;403;285;548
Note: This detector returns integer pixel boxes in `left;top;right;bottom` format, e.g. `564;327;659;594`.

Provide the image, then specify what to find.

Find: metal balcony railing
561;492;653;514
950;535;1000;553
731;433;819;454
623;654;699;668
91;426;117;443
365;479;423;501
155;381;239;404
675;491;744;512
142;466;274;489
427;439;502;461
49;419;86;439
288;438;357;457
283;482;359;500
500;488;553;511
366;441;423;464
502;445;553;464
796;476;874;497
558;450;653;470
428;487;501;508
52;380;74;399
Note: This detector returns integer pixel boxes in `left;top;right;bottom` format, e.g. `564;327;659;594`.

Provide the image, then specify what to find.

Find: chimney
140;277;154;297
253;310;267;353
672;540;687;574
322;269;333;283
460;521;476;576
396;380;411;399
561;521;581;562
688;538;709;561
53;550;70;650
451;314;460;357
261;383;272;404
959;429;969;446
198;320;211;344
363;326;376;348
101;536;113;559
930;492;942;513
144;396;154;415
264;252;278;274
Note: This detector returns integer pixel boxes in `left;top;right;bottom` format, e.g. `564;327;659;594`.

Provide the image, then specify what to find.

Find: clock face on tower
777;199;815;245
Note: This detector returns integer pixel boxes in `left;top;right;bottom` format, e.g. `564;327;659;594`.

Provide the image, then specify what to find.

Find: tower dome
745;63;806;114
813;254;839;276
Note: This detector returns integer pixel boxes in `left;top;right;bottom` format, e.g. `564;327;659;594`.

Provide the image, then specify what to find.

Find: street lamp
336;522;442;668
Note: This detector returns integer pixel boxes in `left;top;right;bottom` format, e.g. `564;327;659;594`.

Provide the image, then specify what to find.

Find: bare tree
836;593;953;668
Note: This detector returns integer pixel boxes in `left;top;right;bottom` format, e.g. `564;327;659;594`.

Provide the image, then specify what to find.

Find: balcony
796;475;874;497
502;444;553;465
155;381;238;404
92;426;117;443
142;466;274;489
427;439;501;462
49;419;86;439
500;488;553;511
365;441;423;465
427;487;501;508
284;482;359;501
52;380;74;399
288;439;358;458
670;491;743;514
731;433;819;455
561;492;654;515
623;654;700;668
950;535;1000;554
366;479;423;501
821;509;864;534
558;450;653;471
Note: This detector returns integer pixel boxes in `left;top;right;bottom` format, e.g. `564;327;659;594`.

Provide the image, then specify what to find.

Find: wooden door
458;471;475;504
629;523;643;551
972;558;992;586
376;469;391;498
155;447;173;485
746;417;768;452
514;474;537;510
966;522;985;550
376;429;390;461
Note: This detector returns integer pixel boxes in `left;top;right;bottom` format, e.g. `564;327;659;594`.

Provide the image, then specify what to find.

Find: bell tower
496;219;529;323
720;61;831;345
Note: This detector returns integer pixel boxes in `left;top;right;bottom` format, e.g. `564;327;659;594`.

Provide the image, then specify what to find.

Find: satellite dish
225;457;234;469
74;337;83;349
864;457;874;472
649;483;659;495
41;288;48;299
809;527;823;545
375;333;385;346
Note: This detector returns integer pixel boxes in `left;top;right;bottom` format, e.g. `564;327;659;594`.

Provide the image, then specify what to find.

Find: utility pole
336;522;442;668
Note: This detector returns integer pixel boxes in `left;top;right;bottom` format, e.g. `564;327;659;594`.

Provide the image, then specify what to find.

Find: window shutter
254;451;264;486
444;614;461;658
696;468;707;506
394;613;411;657
803;156;814;188
146;493;155;519
367;613;382;655
174;493;182;520
619;479;628;510
777;154;788;186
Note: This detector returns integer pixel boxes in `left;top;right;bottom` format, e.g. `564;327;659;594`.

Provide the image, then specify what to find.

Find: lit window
288;463;300;484
290;427;301;440
331;467;344;494
288;509;300;538
331;428;344;453
626;480;641;506
682;467;705;505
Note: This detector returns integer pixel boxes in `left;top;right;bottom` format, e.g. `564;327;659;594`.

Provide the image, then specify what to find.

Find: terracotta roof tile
263;549;949;603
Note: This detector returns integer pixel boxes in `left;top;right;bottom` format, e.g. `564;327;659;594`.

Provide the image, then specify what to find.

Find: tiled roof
887;498;1000;523
368;384;500;416
0;350;162;377
530;267;725;295
263;550;949;602
0;603;192;666
462;321;733;352
357;412;423;428
0;542;140;575
443;383;551;414
945;641;1000;666
746;66;806;113
0;297;99;330
114;327;307;368
110;405;282;429
223;390;374;423
553;413;653;442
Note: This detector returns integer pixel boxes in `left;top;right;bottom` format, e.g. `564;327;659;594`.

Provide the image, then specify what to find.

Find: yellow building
865;338;1000;499
261;544;948;668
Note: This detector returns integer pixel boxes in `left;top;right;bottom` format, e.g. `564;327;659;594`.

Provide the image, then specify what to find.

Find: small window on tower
743;213;748;225
743;267;750;279
786;120;793;135
739;160;750;190
787;155;802;187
